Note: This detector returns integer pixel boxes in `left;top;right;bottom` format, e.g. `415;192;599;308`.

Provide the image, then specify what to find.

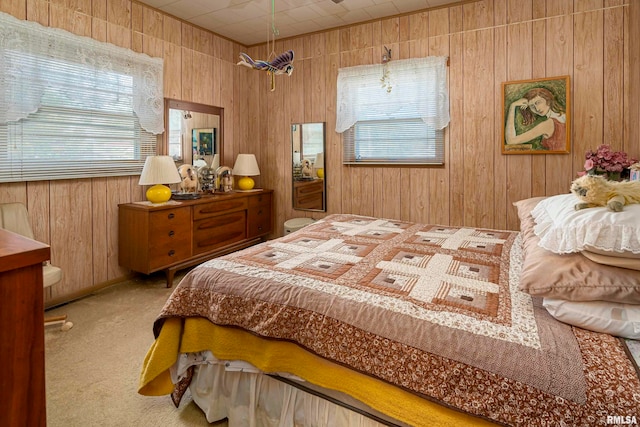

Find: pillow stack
514;195;640;339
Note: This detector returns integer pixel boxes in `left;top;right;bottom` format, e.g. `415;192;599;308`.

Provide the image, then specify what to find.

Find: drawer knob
168;249;175;256
168;230;175;237
168;213;175;219
258;209;263;215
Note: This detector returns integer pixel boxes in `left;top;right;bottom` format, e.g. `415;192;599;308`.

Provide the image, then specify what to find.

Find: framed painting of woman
502;75;570;154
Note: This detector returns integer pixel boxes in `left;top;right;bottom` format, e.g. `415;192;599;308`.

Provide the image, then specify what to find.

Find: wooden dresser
0;229;49;427
118;189;273;287
293;179;324;210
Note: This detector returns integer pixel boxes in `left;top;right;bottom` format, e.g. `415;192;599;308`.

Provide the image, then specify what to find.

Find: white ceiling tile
392;0;430;14
159;1;218;20
426;0;457;7
139;0;179;8
308;1;348;15
312;15;346;28
364;3;401;19
136;0;461;45
340;9;373;25
229;3;270;20
191;14;229;28
341;0;377;11
285;5;324;21
288;20;324;33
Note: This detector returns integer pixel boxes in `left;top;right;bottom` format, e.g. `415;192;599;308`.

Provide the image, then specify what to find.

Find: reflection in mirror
165;99;223;170
291;122;326;212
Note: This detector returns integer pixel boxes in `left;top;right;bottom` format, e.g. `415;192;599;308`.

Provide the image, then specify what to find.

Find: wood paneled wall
248;0;639;237
0;0;249;305
0;0;637;306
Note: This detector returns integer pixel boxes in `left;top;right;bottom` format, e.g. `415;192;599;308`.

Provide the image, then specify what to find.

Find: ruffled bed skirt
190;363;402;427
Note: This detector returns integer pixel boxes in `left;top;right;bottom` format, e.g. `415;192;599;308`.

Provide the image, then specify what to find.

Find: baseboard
44;273;137;310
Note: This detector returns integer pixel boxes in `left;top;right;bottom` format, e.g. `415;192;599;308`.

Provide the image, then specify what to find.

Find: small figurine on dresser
215;166;233;192
222;173;233;192
177;164;198;193
197;166;215;193
301;159;313;178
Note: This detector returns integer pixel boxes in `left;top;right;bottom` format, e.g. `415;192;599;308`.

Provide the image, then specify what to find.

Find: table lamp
314;152;324;179
138;155;181;203
233;154;260;191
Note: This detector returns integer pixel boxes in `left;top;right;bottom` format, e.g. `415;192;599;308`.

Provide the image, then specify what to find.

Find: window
0;12;163;182
336;57;449;165
168;109;185;161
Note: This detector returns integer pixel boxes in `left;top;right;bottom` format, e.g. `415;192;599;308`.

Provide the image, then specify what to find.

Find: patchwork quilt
149;214;640;426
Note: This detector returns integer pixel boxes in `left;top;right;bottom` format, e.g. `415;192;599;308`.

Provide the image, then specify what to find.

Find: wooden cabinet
119;190;273;287
248;192;272;238
0;229;49;427
148;207;191;270
293;179;324;210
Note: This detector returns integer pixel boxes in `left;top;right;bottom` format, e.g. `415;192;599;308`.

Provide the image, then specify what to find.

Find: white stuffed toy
301;159;312;178
570;174;640;212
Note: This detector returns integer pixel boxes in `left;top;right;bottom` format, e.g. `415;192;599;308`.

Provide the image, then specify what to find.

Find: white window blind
336;57;449;165
0;12;163;182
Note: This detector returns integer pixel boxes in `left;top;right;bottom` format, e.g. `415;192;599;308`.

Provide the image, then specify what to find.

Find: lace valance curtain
0;11;164;134
335;56;450;133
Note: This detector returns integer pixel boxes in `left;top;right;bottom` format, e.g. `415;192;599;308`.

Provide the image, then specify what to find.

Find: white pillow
543;298;640;339
531;193;640;254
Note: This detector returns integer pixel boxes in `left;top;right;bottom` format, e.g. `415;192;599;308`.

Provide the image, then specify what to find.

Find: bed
139;198;640;426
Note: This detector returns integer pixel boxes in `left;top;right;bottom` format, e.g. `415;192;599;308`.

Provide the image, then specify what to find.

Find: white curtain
0;11;164;134
335;56;449;133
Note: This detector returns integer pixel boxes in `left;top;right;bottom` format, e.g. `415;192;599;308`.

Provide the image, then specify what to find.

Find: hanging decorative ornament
236;0;294;91
237;50;294;91
380;46;392;93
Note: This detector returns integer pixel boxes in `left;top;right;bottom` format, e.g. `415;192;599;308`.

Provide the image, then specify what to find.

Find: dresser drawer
293;180;323;210
295;193;323;210
248;192;272;208
193;211;246;255
248;205;272;238
148;208;191;269
149;208;191;233
295;180;323;197
194;198;248;220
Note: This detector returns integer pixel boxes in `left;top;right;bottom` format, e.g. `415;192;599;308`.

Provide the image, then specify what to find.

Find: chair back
0;202;35;240
0;202;62;288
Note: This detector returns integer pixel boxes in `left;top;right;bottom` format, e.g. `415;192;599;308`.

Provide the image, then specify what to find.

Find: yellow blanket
139;317;496;427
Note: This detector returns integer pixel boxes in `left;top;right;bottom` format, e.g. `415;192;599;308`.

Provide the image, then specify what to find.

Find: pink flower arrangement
578;144;637;177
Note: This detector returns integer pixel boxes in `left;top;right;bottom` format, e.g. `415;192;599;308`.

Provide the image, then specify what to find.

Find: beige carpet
44;271;227;427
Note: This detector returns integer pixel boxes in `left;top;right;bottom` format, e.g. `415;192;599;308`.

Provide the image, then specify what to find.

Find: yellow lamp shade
237;176;255;191
146;184;172;203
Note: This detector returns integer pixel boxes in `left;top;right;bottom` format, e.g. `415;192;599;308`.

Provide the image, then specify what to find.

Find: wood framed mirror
291;122;326;212
164;99;223;168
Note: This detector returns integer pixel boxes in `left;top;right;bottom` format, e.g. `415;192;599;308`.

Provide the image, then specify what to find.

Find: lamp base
146;184;172;203
316;168;324;179
237;176;255;191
